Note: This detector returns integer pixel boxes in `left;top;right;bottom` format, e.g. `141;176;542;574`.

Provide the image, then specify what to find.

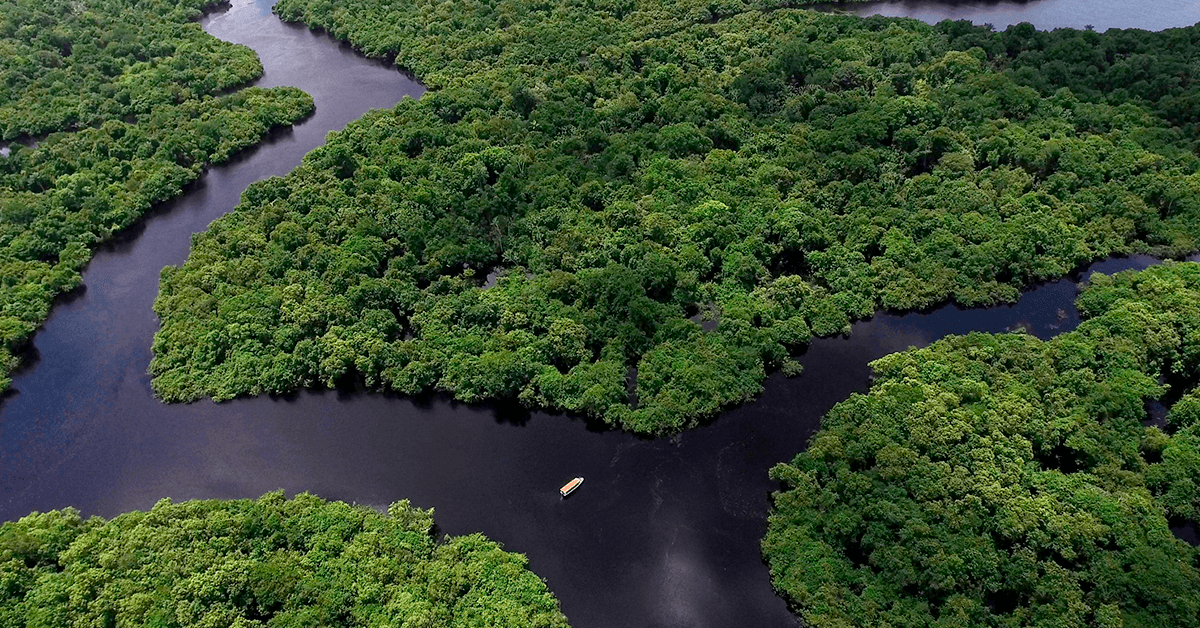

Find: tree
764;263;1200;628
0;492;570;627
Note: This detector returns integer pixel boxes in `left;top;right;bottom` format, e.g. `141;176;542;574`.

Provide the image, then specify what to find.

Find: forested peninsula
150;0;1200;434
0;0;313;389
764;262;1200;628
0;492;570;627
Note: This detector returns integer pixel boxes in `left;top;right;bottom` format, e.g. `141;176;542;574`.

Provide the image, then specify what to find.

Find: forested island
0;492;569;627
0;0;313;389
151;0;1200;434
764;262;1200;628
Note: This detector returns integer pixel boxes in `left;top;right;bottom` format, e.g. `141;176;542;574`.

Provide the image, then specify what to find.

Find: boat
559;477;584;497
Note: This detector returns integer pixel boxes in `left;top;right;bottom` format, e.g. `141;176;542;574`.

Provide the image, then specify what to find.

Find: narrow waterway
2;2;1198;628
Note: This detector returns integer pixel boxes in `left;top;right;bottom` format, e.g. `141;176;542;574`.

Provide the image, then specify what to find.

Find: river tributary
2;1;1198;627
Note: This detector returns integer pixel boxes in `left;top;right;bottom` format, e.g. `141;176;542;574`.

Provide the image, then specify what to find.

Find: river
830;0;1200;32
1;2;1197;627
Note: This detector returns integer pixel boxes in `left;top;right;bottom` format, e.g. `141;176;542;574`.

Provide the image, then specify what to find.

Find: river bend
2;2;1198;627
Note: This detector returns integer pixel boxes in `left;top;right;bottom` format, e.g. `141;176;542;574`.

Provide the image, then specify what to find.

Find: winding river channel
2;1;1199;627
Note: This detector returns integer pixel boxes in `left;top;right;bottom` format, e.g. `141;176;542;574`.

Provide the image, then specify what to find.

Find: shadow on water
2;2;1200;628
1172;519;1200;546
200;0;234;17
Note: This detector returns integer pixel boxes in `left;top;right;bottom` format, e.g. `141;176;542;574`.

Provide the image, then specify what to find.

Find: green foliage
0;492;570;628
0;0;263;140
763;262;1200;628
0;0;314;389
153;2;1200;433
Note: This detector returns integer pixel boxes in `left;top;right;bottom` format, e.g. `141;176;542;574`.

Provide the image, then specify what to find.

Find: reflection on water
0;137;37;158
821;0;1200;31
2;1;1200;628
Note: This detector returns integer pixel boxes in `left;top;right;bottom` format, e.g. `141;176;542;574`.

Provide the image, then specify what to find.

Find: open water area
2;1;1198;627
827;0;1200;32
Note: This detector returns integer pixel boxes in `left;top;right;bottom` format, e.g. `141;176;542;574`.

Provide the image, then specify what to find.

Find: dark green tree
764;263;1200;628
0;492;570;627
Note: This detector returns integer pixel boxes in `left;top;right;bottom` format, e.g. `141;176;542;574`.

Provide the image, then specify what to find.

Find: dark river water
2;2;1198;627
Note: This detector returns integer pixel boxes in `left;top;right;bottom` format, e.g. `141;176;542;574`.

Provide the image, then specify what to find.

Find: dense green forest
0;0;313;389
151;0;1200;433
0;492;570;627
0;0;263;140
763;262;1200;628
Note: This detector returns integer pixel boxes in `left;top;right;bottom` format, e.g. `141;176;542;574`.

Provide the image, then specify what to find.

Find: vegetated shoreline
151;0;1200;435
262;1;1200;332
2;110;324;386
0;0;316;392
765;260;1200;628
154;250;1184;433
0;92;314;390
0;1;265;147
0;491;572;627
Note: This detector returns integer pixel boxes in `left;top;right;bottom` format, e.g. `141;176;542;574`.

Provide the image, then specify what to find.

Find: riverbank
4;2;1200;627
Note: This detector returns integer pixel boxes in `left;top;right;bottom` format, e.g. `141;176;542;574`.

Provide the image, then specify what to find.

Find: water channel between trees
2;1;1199;627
